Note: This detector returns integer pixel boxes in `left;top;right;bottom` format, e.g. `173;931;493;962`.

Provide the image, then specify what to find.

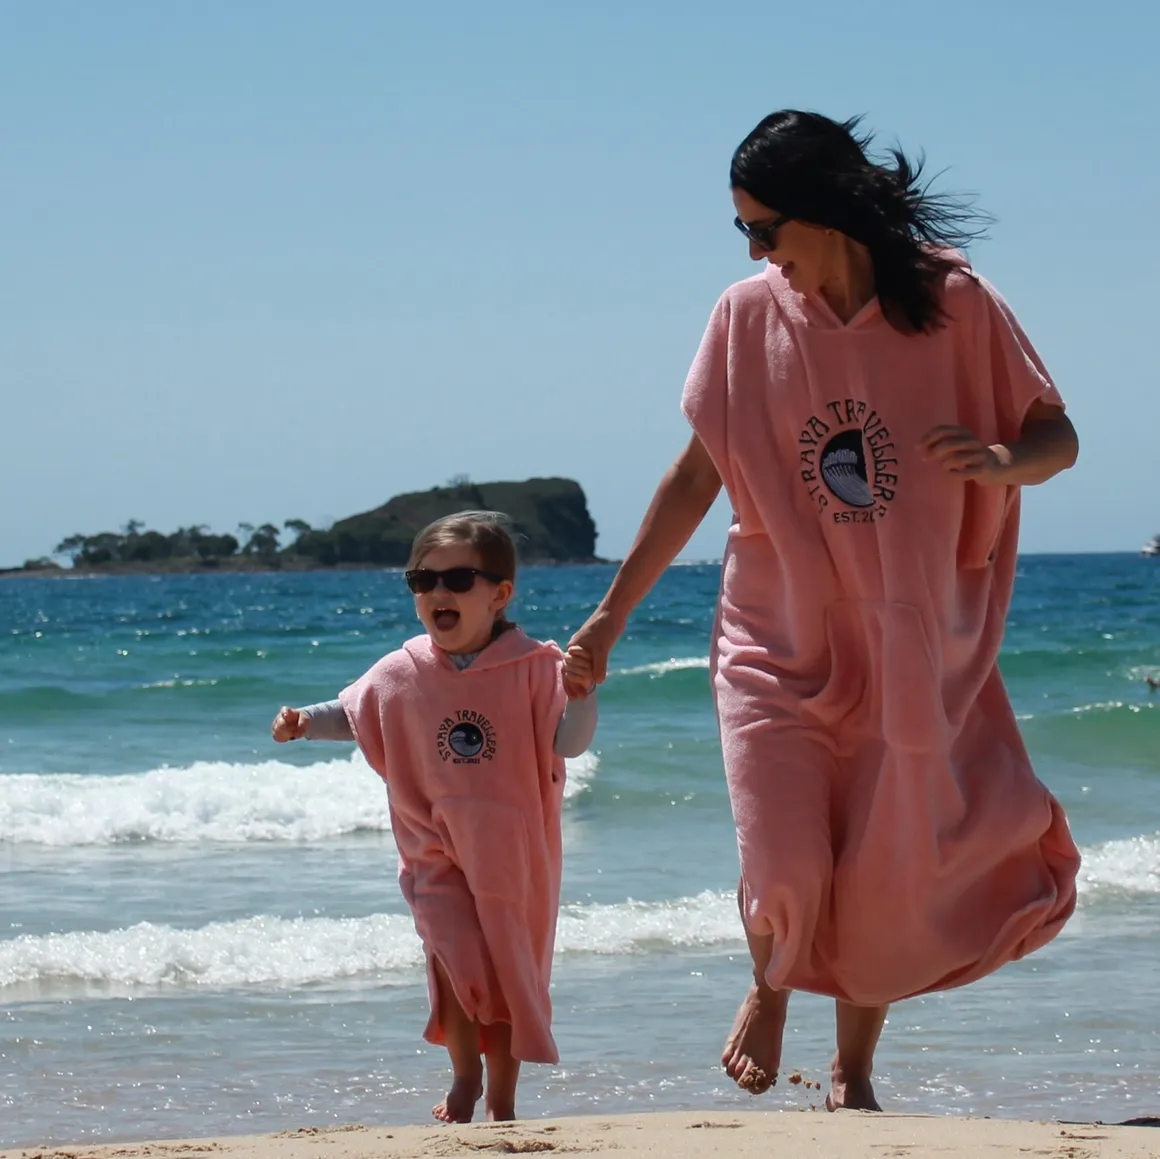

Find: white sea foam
1077;832;1160;896
563;750;599;799
0;750;598;846
1;827;1154;999
0;912;424;991
135;678;221;689
558;888;738;953
614;657;710;678
0;889;739;995
1015;699;1154;722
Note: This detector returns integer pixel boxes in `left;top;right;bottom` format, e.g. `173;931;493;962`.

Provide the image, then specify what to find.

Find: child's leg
482;1020;520;1122
430;958;483;1124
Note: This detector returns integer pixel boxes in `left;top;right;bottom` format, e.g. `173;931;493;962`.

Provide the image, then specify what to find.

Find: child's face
411;544;513;654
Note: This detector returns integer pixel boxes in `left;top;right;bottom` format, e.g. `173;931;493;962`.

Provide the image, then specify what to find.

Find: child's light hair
407;511;518;577
407;511;519;636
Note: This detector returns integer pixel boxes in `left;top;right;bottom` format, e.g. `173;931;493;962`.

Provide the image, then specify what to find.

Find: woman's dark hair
730;110;991;333
408;510;518;638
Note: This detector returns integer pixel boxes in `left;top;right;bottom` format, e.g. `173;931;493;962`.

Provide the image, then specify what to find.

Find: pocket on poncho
803;601;947;752
798;600;872;735
872;602;948;752
437;797;531;904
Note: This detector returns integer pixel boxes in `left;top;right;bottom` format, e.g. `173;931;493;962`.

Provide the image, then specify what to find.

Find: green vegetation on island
6;477;600;576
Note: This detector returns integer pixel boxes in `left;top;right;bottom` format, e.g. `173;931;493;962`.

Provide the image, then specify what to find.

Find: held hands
564;608;625;698
271;706;309;742
563;646;596;700
920;426;1011;484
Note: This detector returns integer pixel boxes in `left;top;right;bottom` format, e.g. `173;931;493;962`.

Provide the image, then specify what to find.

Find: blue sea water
1;556;1158;1146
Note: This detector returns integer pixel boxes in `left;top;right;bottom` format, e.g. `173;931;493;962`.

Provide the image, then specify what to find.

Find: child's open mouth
434;608;460;632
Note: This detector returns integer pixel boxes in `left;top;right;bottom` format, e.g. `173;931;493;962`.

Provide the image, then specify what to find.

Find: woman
567;111;1080;1111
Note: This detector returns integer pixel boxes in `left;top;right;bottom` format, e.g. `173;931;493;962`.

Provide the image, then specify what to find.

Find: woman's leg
828;1000;888;1111
430;958;484;1123
721;880;791;1095
718;718;835;1097
481;1021;520;1122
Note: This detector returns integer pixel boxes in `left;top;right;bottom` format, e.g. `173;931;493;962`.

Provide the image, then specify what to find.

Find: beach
2;557;1158;1146
6;1112;1160;1159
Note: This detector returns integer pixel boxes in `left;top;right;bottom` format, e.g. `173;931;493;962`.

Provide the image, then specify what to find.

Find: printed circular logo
447;723;484;758
797;397;899;524
820;428;875;508
437;710;497;764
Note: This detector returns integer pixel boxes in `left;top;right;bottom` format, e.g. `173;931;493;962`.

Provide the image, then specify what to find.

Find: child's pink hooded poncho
341;628;567;1062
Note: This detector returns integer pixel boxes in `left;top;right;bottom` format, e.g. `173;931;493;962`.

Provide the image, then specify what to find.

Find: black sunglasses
404;567;506;595
734;213;790;251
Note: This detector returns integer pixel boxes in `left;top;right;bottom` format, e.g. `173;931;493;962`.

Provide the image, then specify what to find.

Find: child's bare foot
826;1054;881;1112
432;1076;483;1123
721;983;789;1095
430;958;484;1123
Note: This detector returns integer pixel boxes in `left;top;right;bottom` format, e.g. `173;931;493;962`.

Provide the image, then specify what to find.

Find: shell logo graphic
820;428;876;508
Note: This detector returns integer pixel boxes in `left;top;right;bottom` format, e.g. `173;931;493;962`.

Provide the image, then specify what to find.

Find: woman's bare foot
721;983;790;1095
827;1002;887;1111
484;1022;520;1122
432;1076;483;1123
826;1054;881;1112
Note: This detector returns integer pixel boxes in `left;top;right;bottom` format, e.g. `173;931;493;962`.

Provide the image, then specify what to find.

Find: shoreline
0;558;611;581
5;1110;1159;1159
1;549;1150;579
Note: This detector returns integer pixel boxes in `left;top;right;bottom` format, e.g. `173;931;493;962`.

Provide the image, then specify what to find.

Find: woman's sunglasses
404;567;506;595
734;213;790;251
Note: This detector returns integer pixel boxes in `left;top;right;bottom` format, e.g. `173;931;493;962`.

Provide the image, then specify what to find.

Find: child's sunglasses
404;567;506;595
733;213;790;251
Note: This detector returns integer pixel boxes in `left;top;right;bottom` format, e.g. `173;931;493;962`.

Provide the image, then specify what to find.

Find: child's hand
272;706;309;742
563;646;596;699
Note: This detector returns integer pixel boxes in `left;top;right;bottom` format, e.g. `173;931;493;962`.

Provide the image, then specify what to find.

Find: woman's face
732;187;832;296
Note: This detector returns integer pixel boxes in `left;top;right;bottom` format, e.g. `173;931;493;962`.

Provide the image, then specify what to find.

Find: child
271;511;596;1124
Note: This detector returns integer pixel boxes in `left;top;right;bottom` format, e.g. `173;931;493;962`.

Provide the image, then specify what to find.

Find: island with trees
5;477;601;576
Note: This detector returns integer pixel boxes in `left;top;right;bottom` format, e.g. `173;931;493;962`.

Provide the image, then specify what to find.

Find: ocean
1;556;1158;1146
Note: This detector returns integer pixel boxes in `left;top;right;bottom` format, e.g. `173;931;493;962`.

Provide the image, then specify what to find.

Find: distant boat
1143;535;1160;557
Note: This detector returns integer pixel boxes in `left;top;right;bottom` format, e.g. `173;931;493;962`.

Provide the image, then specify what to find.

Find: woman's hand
921;401;1078;487
271;706;308;742
566;608;627;693
561;432;720;699
560;431;721;699
919;425;1007;483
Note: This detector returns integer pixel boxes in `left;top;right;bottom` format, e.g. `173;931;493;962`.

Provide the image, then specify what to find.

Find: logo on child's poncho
798;398;899;524
437;710;497;764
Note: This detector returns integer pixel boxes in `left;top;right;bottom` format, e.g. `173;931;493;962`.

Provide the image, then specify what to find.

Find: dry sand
7;1111;1160;1159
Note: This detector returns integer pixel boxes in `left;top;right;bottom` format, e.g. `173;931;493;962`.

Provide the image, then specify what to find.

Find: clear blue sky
3;0;1157;567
